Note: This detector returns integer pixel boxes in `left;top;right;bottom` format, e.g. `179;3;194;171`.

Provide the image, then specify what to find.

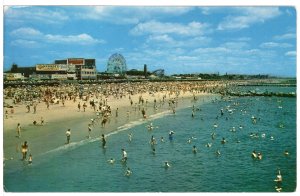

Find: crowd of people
3;80;290;192
4;81;228;170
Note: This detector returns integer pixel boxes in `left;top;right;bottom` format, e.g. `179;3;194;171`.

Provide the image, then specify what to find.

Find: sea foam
42;110;172;156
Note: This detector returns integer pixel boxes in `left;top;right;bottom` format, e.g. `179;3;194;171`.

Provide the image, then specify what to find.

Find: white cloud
235;37;252;42
218;7;281;30
10;39;40;48
273;33;296;40
260;42;293;48
76;6;193;24
174;55;198;61
243;49;261;55
131;20;210;36
110;48;125;53
199;7;230;15
5;6;193;26
144;49;166;57
193;47;230;54
220;42;249;49
142;7;193;15
10;27;104;46
5;6;69;25
191;44;278;66
45;33;105;45
285;51;296;56
147;34;174;43
10;27;43;38
145;34;211;49
75;6;139;24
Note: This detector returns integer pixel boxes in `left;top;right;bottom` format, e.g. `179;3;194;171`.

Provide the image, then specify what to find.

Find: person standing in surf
122;148;128;162
101;134;107;148
66;129;71;144
21;141;28;160
16;123;21;138
87;124;92;138
128;133;133;142
28;154;33;164
141;108;146;118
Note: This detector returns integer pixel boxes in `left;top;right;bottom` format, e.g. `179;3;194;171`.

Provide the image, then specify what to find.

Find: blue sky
3;6;296;76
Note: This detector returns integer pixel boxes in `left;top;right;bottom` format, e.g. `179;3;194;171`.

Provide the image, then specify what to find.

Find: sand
3;87;212;170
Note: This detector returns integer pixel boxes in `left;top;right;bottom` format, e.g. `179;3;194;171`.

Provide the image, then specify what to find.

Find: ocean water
3;88;296;192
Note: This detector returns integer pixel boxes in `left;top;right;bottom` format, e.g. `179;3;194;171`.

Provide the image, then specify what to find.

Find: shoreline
3;86;216;172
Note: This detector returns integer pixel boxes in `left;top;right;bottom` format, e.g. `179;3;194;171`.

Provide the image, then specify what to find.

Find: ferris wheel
107;53;127;74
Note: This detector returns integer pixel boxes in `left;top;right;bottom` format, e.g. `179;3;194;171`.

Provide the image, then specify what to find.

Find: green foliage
11;63;18;72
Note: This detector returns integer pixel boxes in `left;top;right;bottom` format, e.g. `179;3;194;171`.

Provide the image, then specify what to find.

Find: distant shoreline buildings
5;58;96;81
4;53;166;81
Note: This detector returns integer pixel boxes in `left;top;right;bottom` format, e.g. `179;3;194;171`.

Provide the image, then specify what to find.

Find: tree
11;63;18;73
144;64;148;78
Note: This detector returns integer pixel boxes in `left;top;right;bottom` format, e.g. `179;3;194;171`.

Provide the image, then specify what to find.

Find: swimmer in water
274;169;283;192
128;133;133;142
274;169;282;182
206;143;212;148
150;135;156;145
275;186;282;192
192;145;197;154
187;138;192;143
284;150;289;156
221;137;226;144
147;123;154;131
211;132;216;140
164;161;171;168
107;158;115;164
152;148;156;155
160;137;164;142
216;150;221;156
121;148;128;162
124;167;132;176
257;152;263;160
252;150;257;159
169;131;175;141
28;154;32;164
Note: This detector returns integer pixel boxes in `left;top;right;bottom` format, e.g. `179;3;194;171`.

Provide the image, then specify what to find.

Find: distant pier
220;90;296;98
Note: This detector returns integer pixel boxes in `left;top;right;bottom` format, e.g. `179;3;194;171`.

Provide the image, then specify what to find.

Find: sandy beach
3;81;220;170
